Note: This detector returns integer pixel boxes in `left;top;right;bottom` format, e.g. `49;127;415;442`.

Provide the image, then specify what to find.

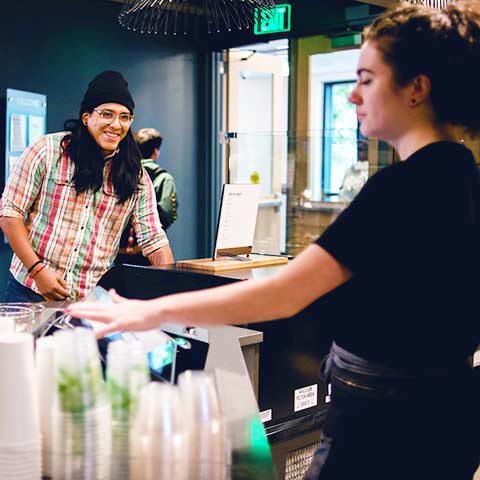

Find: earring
410;98;417;106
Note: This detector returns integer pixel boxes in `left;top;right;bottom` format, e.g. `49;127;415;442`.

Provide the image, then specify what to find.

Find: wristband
31;264;46;279
27;260;43;274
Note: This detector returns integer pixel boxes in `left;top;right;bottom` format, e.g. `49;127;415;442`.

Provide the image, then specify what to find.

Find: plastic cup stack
0;333;41;479
36;336;56;477
0;305;33;334
178;371;231;480
106;340;150;479
51;328;111;480
7;303;45;333
130;382;188;479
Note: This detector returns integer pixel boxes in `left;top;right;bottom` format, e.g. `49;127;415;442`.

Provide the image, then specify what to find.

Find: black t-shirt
316;141;480;370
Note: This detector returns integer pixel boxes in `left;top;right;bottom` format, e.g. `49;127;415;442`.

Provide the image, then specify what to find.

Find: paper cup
36;336;56;476
0;333;39;445
0;317;15;334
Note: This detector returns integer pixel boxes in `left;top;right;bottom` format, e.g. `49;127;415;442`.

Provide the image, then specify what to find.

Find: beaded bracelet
27;260;43;274
31;264;46;279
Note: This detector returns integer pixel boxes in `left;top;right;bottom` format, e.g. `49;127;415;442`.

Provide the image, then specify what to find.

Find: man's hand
0;217;71;300
35;268;71;301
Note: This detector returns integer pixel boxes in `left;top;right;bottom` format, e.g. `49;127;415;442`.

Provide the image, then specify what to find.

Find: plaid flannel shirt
0;132;168;299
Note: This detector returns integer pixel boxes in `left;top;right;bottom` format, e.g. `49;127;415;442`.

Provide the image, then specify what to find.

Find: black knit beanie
79;71;135;114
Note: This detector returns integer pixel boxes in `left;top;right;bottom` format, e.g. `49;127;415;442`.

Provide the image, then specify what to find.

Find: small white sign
259;409;272;423
10;113;27;152
213;184;260;258
28;115;45;145
294;384;318;412
473;350;480;367
325;383;331;404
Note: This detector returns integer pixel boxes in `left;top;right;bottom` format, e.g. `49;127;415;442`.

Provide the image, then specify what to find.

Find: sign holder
177;184;288;272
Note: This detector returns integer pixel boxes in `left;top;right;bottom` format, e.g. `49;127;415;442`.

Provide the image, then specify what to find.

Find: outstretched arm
66;244;351;337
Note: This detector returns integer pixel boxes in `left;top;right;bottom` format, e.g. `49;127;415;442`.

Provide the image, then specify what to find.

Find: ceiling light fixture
118;0;277;36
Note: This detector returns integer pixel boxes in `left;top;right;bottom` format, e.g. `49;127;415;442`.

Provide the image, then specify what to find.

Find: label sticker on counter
474;351;480;367
294;384;318;412
325;383;331;404
259;409;272;423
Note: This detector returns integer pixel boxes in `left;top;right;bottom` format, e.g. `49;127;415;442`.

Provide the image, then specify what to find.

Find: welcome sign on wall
3;89;46;244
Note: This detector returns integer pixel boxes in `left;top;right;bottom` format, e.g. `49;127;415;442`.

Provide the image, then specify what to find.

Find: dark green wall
0;0;205;300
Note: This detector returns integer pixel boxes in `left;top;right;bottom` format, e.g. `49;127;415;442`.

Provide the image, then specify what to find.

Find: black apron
305;342;480;480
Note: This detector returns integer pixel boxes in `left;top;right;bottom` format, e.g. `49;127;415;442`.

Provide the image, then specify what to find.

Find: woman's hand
64;289;160;338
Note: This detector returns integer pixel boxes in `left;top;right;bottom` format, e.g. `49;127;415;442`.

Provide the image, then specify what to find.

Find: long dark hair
61;117;142;204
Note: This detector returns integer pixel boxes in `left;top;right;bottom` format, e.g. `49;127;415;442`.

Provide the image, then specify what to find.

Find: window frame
321;79;358;197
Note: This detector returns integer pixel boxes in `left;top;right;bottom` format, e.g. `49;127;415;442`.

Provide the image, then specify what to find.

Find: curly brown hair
364;1;480;134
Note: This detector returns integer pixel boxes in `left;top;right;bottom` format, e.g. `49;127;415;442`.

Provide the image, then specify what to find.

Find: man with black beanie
0;70;173;302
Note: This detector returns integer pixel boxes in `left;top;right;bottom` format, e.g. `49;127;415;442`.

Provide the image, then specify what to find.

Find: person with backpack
116;128;178;265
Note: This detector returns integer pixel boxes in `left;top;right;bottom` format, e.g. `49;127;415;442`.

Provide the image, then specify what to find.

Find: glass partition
234;71;274;194
228;132;288;254
226;131;392;256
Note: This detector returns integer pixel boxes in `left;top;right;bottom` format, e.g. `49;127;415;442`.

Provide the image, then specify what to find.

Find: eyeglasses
93;109;135;125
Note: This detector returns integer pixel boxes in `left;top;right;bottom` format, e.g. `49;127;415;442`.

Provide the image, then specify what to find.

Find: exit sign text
254;4;291;36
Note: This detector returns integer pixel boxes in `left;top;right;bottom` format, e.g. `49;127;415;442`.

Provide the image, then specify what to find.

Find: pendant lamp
118;0;278;36
404;0;455;7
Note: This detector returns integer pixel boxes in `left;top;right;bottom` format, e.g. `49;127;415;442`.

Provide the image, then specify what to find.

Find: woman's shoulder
359;161;400;191
408;141;474;163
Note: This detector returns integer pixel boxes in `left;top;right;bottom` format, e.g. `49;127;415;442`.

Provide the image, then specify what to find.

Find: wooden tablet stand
177;254;288;272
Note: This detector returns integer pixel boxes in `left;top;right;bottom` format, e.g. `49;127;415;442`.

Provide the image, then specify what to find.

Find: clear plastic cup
106;340;149;421
110;421;130;480
130;383;188;480
7;303;45;333
51;402;111;480
35;336;56;477
178;370;223;422
106;340;149;479
53;328;105;413
178;371;230;479
50;328;110;479
0;305;33;334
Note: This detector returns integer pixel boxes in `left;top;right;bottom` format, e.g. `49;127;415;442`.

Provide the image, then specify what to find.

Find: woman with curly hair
68;3;480;478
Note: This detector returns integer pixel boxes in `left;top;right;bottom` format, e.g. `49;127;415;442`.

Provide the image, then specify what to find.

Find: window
322;81;358;197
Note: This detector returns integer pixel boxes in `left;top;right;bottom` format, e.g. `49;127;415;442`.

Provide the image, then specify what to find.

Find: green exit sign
254;4;291;35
